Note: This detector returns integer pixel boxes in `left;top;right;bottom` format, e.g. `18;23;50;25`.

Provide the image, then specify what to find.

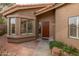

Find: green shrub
0;29;6;36
0;25;6;36
0;18;5;24
49;41;79;56
49;41;64;49
0;18;6;36
62;44;77;54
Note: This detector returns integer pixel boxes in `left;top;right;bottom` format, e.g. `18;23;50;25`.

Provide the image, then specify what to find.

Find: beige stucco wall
55;3;79;49
8;8;43;19
37;10;55;40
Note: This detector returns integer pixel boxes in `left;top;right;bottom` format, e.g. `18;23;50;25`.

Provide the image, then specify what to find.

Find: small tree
0;18;5;24
0;17;6;36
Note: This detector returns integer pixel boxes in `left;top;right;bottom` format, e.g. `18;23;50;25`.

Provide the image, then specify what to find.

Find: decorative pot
62;51;70;56
51;47;62;56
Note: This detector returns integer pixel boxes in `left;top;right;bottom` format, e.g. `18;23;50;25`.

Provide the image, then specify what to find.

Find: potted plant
49;41;79;56
49;41;64;56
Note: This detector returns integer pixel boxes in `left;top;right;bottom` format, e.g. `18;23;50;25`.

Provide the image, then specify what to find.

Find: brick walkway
0;35;51;56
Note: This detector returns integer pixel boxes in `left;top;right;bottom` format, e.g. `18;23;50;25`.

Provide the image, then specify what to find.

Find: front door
42;21;49;39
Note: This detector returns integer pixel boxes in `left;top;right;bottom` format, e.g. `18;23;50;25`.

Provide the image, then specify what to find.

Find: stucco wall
55;3;79;49
37;10;55;40
7;7;43;19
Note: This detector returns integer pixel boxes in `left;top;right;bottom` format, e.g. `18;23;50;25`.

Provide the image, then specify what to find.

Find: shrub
49;41;64;49
0;24;6;36
0;18;5;24
62;44;77;54
0;18;6;36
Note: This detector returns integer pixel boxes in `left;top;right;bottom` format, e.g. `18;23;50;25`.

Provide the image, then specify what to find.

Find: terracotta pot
63;51;70;56
51;47;62;56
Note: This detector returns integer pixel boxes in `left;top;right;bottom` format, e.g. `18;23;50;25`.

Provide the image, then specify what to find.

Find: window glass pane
11;18;16;24
69;17;77;37
10;18;16;34
27;20;33;33
21;19;27;33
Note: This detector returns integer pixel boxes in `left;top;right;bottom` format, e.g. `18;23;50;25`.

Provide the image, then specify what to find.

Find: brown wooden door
42;21;49;37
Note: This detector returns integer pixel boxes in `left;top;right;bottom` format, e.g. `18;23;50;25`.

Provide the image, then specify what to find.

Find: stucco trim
7;14;36;19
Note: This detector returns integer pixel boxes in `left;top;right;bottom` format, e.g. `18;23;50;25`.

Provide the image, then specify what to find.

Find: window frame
9;17;16;35
20;18;33;35
69;16;79;39
20;18;27;34
27;19;33;34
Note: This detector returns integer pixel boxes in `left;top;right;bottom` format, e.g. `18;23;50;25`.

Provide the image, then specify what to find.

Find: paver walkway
0;35;51;56
33;39;51;56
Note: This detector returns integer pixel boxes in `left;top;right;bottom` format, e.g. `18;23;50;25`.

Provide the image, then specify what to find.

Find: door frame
39;21;50;39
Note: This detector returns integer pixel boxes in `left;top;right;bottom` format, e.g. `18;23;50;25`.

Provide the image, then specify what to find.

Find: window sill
69;36;79;39
27;33;33;34
7;35;35;39
21;33;34;36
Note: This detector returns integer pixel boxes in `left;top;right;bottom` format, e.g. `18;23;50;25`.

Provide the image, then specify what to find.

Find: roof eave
35;3;66;16
2;3;54;16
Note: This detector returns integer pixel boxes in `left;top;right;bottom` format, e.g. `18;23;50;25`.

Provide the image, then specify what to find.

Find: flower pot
62;51;70;56
51;47;62;56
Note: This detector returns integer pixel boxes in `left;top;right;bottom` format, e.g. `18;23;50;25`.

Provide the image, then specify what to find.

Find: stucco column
15;18;21;35
49;19;55;41
33;17;38;39
35;19;39;39
33;19;36;36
